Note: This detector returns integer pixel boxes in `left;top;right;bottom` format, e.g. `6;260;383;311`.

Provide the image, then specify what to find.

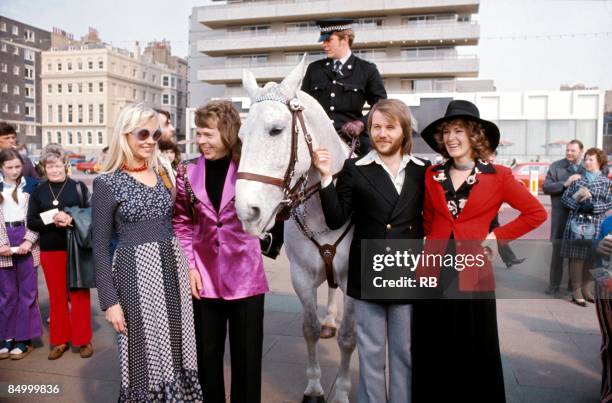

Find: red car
75;159;100;174
511;162;550;192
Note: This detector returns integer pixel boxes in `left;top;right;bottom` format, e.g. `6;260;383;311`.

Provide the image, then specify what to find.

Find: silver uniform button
332;80;336;84
330;106;335;111
331;93;335;97
354;88;357;92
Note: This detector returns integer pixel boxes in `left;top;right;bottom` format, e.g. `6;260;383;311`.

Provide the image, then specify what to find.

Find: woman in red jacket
412;100;547;403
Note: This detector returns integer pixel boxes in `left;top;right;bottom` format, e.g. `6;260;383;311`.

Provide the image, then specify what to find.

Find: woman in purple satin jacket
173;100;268;403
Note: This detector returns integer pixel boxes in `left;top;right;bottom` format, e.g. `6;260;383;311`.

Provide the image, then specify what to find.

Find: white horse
235;57;356;403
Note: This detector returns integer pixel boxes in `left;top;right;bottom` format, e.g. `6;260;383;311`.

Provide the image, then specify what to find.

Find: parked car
75;158;100;174
511;162;550;192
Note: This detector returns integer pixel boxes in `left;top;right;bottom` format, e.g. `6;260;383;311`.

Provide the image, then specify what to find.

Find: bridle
236;91;355;289
236;95;330;221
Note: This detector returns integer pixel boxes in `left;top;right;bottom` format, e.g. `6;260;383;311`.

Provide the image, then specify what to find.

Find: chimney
133;41;141;59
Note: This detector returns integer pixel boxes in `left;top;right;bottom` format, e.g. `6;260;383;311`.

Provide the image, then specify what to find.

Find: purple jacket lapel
219;160;236;213
188;156;236;214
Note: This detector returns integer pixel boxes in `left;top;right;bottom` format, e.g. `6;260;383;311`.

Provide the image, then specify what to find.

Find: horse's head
235;56;313;236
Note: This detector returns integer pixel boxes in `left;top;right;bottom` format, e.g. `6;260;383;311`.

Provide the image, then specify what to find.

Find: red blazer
420;163;547;291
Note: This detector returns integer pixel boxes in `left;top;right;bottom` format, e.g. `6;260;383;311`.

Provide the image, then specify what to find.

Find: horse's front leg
291;266;326;402
329;293;356;403
320;286;338;339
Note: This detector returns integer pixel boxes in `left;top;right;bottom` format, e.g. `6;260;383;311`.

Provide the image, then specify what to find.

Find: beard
372;136;403;157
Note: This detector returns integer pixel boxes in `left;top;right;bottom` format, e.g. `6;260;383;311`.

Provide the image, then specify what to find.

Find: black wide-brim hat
317;18;354;42
421;100;500;154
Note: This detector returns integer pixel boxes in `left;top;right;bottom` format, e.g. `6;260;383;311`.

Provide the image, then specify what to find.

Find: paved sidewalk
0;200;605;402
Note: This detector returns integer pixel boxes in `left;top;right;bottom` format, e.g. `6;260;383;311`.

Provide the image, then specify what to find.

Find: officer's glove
341;120;365;137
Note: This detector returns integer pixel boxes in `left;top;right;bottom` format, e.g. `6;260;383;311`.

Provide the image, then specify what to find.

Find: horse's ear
242;69;260;99
281;53;308;97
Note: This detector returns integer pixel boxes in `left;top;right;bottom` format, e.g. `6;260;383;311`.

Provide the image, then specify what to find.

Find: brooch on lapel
433;172;447;182
347;65;352;70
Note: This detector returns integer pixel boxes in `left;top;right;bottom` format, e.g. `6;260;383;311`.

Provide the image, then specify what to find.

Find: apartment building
41;36;179;154
0;16;51;151
189;0;482;106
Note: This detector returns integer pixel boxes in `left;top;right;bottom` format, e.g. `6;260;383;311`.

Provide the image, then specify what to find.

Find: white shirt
322;150;425;193
333;51;352;70
2;180;28;222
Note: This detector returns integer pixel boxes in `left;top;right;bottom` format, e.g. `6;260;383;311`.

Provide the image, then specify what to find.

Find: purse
569;213;596;243
65;182;95;289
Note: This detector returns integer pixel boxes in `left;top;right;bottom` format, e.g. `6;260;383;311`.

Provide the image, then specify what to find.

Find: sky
1;0;611;92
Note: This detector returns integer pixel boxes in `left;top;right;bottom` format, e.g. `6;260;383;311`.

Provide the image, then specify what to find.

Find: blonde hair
102;103;160;173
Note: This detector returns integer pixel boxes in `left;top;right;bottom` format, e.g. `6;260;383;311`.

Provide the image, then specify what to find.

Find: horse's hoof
302;395;326;403
320;325;337;339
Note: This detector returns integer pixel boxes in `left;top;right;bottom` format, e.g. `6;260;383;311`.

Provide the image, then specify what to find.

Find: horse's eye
269;127;283;136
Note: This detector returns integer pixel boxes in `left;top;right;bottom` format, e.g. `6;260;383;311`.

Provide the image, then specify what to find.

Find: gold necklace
48;180;68;207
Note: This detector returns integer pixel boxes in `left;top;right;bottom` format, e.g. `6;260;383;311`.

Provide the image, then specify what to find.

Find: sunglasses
130;128;162;142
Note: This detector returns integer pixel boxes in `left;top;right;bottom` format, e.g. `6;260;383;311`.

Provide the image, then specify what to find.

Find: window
141;90;145;100
88;60;93;69
76;131;82;145
88;82;93;93
98;59;103;69
171;77;176;88
1;63;6;72
47;63;52;71
24;85;33;98
77;104;83;123
24;49;34;61
132;88;136;99
24;66;33;79
57;131;62;144
67;62;72;71
1;83;6;93
13;85;19;95
152;74;156;84
152;94;157;104
12;25;18;36
162;75;169;87
46;131;52;144
88;104;93;123
57;83;62;93
57;62;62;71
13;66;19;75
67;104;73;123
87;131;93;145
0;22;6;32
97;131;103;145
67;83;72;93
47;105;52;123
162;94;169;105
25;103;34;117
67;131;73;145
24;29;34;42
99;82;103;92
78;83;82;93
1;43;7;52
98;104;104;124
13;46;19;56
77;60;82;70
142;71;146;80
2;104;8;113
13;104;20;114
170;94;175;106
57;105;63;123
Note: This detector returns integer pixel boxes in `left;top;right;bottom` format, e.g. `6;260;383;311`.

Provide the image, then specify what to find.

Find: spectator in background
154;110;177;186
0;149;41;360
0;122;38;179
561;147;612;306
543;140;585;296
158;140;181;177
27;145;93;360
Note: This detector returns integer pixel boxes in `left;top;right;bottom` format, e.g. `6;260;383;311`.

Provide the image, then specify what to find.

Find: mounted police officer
301;18;387;155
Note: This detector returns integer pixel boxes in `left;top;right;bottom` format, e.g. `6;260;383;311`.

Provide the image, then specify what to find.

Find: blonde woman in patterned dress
92;103;202;402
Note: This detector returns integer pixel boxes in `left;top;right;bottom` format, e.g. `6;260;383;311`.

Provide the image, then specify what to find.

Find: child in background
0;148;41;360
